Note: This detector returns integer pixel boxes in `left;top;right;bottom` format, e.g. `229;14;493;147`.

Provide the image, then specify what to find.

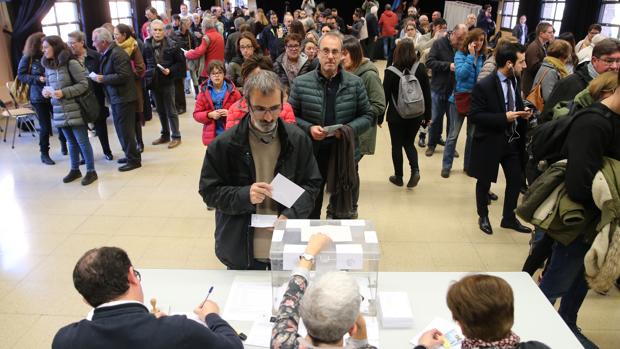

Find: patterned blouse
271;271;377;349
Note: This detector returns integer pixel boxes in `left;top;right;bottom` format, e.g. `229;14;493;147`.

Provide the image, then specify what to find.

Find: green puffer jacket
354;59;386;155
551;88;594;121
288;66;373;158
41;49;89;129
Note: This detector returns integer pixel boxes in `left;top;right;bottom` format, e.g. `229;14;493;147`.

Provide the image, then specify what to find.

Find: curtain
560;0;602;41
9;0;55;74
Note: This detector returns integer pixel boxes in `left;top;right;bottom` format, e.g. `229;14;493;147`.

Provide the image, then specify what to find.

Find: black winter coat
83;48;108;119
143;37;186;86
198;115;322;269
381;63;432;125
469;72;528;183
17;54;46;104
426;36;456;94
540;62;593;123
99;42;137;105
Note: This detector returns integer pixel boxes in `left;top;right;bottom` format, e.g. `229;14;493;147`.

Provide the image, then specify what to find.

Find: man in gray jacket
91;27;141;172
288;31;372;219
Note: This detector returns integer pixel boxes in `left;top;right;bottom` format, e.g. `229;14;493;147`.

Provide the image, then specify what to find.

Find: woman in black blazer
381;38;432;188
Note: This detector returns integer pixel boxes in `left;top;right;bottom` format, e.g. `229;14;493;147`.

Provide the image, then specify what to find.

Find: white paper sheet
410;318;464;349
300;225;352;242
336;244;363;270
251;214;278;228
88;72;98;81
286;219;310;228
270;173;305;208
378;291;414;328
272;229;284;242
245;315;274;347
222;278;272;321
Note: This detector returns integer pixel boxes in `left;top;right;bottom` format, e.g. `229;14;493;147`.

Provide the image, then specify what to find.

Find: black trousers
310;143;338;219
93;113;112;156
174;78;186;112
388;118;421;177
475;141;521;219
31;102;53;153
111;102;140;165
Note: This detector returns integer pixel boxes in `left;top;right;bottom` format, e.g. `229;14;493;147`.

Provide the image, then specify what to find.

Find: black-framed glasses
249;104;282;117
133;269;141;282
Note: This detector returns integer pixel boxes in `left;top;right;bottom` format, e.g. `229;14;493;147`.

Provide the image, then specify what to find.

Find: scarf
283;53;307;83
588;62;599;79
461;332;521;349
118;36;137;57
543;56;569;79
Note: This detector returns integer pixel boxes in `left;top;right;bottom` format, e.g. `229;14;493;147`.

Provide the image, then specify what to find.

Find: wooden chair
2;83;37;148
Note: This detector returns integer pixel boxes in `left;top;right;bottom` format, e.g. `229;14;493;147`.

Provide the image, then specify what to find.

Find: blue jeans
61;125;95;172
428;90;450;147
442;103;473;171
539;238;590;329
383;36;395;64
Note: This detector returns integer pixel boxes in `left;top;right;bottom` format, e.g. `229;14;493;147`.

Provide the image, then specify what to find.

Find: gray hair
300;272;361;343
318;30;343;49
202;15;217;31
234;17;246;30
180;17;192;26
243;70;284;103
92;27;113;43
68;30;86;43
150;19;164;30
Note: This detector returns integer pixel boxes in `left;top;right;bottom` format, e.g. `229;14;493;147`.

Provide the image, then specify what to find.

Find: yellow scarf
118;36;137;57
543;56;569;79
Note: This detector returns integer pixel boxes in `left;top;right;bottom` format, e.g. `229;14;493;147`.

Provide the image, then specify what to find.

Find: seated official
447;274;550;349
52;247;243;349
272;233;442;349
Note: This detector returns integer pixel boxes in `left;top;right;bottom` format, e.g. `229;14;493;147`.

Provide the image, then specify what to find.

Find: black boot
60;142;68;156
407;171;421;188
81;171;98;186
63;169;82;183
40;152;55;165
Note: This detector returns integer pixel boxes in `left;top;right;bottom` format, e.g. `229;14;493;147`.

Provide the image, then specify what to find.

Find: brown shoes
168;139;181;149
152;137;170;145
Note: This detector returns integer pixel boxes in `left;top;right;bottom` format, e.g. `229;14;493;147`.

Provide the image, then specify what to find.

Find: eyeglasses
250;104;282;116
598;57;620;65
286;44;300;49
319;48;341;57
239;45;254;50
407;28;416;31
133;269;141;282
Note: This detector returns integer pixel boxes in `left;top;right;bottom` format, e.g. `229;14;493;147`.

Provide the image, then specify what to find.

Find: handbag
454;91;472;117
526;68;551;111
66;60;101;126
10;57;31;105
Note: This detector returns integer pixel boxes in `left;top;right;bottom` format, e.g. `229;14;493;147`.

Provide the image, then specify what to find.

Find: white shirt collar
86;300;146;320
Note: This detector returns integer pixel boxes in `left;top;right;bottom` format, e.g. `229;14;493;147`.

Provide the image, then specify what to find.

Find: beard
251;117;277;133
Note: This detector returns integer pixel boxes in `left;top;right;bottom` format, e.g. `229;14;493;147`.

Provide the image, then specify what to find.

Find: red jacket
185;28;225;78
225;98;296;130
193;78;242;146
378;10;398;37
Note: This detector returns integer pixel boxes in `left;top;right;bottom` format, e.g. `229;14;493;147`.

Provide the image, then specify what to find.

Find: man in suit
469;42;533;235
512;15;528;45
91;28;141;172
52;247;243;349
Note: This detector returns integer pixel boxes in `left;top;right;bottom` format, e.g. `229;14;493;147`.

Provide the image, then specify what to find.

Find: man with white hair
144;20;186;149
271;233;443;349
199;70;321;270
91;27;141;171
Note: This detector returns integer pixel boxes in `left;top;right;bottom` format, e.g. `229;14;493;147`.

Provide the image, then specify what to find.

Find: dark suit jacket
469;72;528;183
52;302;243;349
100;42;137;105
512;23;528;45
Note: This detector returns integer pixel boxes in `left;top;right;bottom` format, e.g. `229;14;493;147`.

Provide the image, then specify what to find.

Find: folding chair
1;84;38;148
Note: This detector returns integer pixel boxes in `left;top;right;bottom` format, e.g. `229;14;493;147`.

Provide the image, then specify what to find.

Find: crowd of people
12;1;620;349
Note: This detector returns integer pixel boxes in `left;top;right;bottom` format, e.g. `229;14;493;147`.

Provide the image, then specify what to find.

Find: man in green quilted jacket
288;31;373;219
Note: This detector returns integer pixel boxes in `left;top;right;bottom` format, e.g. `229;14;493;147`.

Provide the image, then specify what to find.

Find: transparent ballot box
269;219;381;316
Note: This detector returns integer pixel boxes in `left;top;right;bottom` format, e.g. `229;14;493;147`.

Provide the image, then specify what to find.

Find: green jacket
289;66;373;158
551;88;594;120
598;157;620;234
354;59;386;155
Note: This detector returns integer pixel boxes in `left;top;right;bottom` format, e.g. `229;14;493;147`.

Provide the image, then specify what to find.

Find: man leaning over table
199;70;322;270
52;246;243;349
272;233;443;349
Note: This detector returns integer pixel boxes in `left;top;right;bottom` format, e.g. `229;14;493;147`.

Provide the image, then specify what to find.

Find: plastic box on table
269;219;381;316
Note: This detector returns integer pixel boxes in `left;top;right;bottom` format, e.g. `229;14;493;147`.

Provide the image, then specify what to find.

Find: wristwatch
299;253;315;263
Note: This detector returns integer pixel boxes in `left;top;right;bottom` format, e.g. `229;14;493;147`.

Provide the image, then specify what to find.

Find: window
109;0;133;26
500;1;520;29
151;0;166;14
41;0;81;41
600;1;620;39
540;0;566;34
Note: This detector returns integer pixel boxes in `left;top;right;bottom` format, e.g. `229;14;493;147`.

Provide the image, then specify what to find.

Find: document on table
378;291;414;328
300;225;352;242
245;315;274;347
270;173;305;208
410;318;464;349
251;214;278;228
222;278;272;321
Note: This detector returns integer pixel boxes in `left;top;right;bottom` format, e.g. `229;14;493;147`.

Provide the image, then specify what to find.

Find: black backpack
527;102;614;172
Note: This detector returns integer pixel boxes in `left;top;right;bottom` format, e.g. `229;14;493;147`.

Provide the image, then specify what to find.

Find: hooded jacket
193;78;242;145
378;10;398;37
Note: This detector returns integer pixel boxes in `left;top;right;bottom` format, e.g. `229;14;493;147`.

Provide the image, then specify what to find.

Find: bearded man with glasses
199;70;321;270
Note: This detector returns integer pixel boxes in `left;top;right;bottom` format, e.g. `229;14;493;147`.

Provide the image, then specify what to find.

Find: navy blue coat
52;302;243;349
17;54;47;104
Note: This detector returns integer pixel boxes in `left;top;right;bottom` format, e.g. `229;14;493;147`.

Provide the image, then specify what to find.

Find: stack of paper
377;291;414;328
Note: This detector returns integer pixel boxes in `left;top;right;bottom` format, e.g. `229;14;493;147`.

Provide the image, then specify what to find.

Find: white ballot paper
378;291;414;328
301;225;352;242
245;315;274;347
270;173;305;208
222;278;272;321
88;71;98;81
410;318;464;349
283;244;306;270
251;214;278;228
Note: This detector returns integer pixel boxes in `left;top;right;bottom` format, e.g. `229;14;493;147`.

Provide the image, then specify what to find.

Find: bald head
450;24;468;49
